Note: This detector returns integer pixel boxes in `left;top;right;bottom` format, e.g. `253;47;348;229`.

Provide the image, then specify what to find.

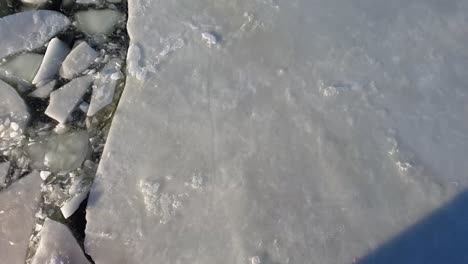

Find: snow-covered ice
0;79;30;131
59;42;98;80
74;9;124;37
45;75;93;123
0;171;41;264
31;218;91;264
33;38;70;85
87;58;122;116
29;80;56;98
0;10;70;60
0;53;44;85
85;0;468;263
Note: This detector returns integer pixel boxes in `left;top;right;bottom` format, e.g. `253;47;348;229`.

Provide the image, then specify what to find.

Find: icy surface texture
33;38;70;85
26;130;89;173
86;0;468;263
0;161;9;186
0;79;30;131
74;9;124;37
31;218;91;264
59;42;98;80
0;171;41;264
0;10;70;59
88;58;122;116
29;80;56;98
0;53;44;85
45;75;93;123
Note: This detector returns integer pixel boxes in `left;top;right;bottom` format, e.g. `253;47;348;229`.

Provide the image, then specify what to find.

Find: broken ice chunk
40;170;51;181
61;188;89;218
31;218;91;264
0;79;30;130
25;130;89;173
87;58;122;116
0;171;41;264
20;0;48;6
45;75;93;123
0;161;9;186
74;9;124;37
0;53;44;85
59;42;98;79
28;80;56;98
201;32;219;47
33;38;70;85
0;10;70;59
76;0;102;4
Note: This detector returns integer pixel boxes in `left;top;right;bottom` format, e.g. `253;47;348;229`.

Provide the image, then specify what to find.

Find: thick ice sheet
31;218;91;264
0;10;70;60
0;171;41;264
86;0;468;263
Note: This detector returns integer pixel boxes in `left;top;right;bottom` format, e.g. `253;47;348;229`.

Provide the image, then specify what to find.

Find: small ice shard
0;10;70;59
0;161;9;186
39;170;51;181
201;32;218;47
33;38;70;85
87;58;122;116
0;53;44;84
25;130;89;173
28;80;56;98
59;42;98;79
45;75;93;123
74;9;124;37
31;218;91;264
0;171;41;264
61;189;89;218
0;79;30;130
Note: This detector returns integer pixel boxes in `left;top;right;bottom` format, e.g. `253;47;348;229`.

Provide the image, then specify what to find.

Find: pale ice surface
0;10;70;60
33;38;70;85
31;218;91;264
0;53;44;85
87;58;122;116
45;75;93;123
0;79;30;130
74;9;124;37
0;171;41;264
59;42;98;80
85;0;468;263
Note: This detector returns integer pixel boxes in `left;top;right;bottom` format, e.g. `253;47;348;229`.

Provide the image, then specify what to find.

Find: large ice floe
1;0;468;263
0;171;41;264
0;10;70;60
85;0;468;263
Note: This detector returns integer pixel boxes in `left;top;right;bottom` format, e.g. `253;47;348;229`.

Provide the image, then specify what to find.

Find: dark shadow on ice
357;190;468;264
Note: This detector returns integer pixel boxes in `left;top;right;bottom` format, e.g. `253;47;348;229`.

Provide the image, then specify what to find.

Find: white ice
85;0;468;263
87;58;122;116
0;171;41;264
33;38;70;85
59;42;98;80
31;218;91;264
45;75;93;123
0;10;70;60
